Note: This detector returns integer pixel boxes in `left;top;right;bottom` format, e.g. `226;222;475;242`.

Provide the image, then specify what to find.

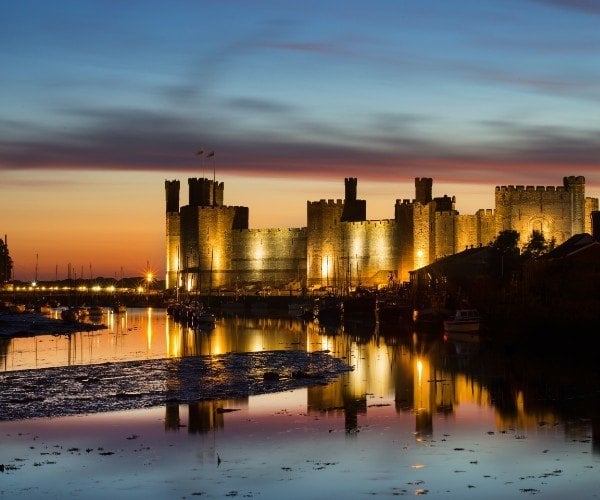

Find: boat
443;309;480;333
375;297;413;326
37;304;53;315
288;302;312;319
342;289;376;322
61;307;82;322
88;306;104;316
314;295;342;323
113;304;127;314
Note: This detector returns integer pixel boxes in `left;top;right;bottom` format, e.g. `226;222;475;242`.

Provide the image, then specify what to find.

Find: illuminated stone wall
455;214;477;252
179;205;249;292
306;199;344;286
165;212;180;289
434;211;456;259
166;175;598;290
340;220;401;286
232;228;307;286
455;209;495;252
494;181;585;246
585;197;599;234
394;200;431;281
165;180;181;290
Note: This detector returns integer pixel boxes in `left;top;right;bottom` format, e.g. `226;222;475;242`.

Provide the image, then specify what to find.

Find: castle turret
415;178;432;205
188;178;225;207
165;180;180;213
564;176;586;235
165;180;181;290
341;177;366;222
345;177;357;201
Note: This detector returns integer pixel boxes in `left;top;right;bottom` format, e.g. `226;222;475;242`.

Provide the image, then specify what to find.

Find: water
0;308;598;498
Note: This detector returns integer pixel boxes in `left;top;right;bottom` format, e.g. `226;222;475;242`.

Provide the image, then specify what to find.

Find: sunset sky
2;0;599;281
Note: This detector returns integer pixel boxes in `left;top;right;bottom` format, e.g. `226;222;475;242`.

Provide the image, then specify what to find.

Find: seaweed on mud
0;351;351;420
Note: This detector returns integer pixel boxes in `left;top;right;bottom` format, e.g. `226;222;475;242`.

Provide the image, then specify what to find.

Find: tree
0;238;13;283
490;230;520;279
490;230;520;255
522;230;548;259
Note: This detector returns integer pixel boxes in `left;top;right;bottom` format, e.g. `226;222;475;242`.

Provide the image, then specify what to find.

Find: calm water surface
0;308;598;498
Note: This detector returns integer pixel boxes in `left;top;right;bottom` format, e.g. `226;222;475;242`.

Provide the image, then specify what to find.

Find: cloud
534;0;600;14
225;97;295;114
2;105;599;192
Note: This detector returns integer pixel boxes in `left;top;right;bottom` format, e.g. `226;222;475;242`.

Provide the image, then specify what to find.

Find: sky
1;0;599;280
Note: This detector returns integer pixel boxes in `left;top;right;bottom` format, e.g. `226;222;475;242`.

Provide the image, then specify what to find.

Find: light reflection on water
0;308;598;497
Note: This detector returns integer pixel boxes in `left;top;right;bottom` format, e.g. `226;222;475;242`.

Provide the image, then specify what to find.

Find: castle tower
415;178;433;205
165;180;181;290
345;177;357;201
341;177;366;222
188;178;225;207
564;176;586;235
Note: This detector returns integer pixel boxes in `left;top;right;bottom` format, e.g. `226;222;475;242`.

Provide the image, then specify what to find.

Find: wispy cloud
2;106;599;189
534;0;600;14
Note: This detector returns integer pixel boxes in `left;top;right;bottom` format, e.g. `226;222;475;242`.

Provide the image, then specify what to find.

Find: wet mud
0;350;350;420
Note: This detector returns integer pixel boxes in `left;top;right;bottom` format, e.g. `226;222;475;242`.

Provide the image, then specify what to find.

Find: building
165;175;598;291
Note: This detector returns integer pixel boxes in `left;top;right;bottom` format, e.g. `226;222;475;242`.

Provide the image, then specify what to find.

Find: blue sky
2;0;600;279
2;0;600;184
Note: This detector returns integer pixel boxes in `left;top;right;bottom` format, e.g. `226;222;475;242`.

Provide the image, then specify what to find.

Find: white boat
443;309;480;333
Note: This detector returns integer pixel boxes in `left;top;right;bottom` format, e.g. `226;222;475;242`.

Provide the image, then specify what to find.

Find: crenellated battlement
496;185;566;193
308;199;344;207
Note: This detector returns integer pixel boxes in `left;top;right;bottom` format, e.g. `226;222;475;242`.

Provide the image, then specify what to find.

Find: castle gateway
165;176;598;291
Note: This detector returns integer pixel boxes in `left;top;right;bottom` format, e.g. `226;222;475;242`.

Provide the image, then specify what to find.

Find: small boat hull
443;309;481;333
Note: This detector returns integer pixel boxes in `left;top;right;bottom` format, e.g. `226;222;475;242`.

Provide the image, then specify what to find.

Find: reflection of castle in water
158;317;597;452
165;399;248;434
166;175;598;290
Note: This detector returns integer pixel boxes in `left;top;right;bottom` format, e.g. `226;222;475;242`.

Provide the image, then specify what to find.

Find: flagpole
196;148;205;178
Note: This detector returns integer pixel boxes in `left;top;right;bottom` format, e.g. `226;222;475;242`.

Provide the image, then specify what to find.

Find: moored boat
443;309;480;333
88;306;104;316
113;304;127;314
288;302;312;319
61;307;83;322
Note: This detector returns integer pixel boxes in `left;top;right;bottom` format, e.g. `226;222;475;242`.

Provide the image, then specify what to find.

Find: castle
165;176;598;291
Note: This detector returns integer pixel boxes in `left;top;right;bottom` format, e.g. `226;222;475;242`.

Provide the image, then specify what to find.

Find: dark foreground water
0;308;598;498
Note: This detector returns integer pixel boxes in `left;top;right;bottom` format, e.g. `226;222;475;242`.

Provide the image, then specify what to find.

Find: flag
196;149;204;156
207;151;215;158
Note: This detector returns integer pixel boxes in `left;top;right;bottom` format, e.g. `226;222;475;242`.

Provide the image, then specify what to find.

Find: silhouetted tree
0;238;13;283
521;230;548;259
490;230;520;278
491;230;520;255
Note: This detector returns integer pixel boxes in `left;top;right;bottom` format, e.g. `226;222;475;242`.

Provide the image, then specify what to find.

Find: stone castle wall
585;197;599;234
306;199;344;286
166;175;597;291
232;228;307;286
495;185;573;245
